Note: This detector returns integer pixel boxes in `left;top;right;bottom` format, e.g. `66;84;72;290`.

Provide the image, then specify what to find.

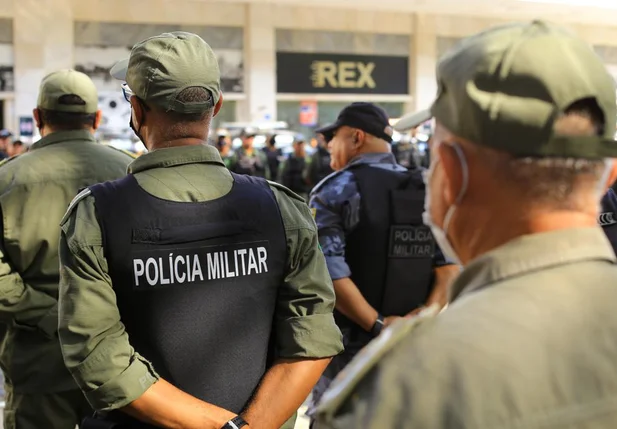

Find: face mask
422;143;469;265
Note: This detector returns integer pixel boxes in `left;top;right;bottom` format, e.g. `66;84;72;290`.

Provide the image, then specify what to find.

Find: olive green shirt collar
450;227;616;302
128;144;224;174
31;130;96;150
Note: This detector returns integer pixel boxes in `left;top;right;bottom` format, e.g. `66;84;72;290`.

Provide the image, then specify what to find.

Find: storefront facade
0;0;617;139
275;29;410;137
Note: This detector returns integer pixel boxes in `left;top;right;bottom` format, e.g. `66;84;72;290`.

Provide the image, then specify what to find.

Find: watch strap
222;416;248;429
370;314;385;337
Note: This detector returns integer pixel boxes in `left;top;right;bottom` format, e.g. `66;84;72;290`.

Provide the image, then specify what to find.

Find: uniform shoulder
268;181;305;203
310;169;350;195
268;181;315;231
0;153;24;170
102;145;138;160
315;306;440;421
60;188;93;227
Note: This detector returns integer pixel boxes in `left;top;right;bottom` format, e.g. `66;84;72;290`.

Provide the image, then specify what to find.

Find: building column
12;0;74;135
409;14;438;113
238;3;277;123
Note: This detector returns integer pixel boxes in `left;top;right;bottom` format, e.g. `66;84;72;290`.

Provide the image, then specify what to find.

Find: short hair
150;87;214;140
12;140;23;147
477;98;607;211
38;95;96;131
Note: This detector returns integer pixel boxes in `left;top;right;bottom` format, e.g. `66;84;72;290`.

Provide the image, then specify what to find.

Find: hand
405;306;427;318
383;315;403;329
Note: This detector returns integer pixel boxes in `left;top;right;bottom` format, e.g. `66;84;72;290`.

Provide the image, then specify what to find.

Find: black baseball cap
317;102;394;143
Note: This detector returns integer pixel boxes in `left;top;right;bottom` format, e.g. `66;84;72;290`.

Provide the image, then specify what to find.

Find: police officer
0;70;134;429
215;133;232;169
280;139;309;198
57;32;343;429
229;128;269;178
306;133;333;190
314;21;617;428
263;134;284;181
0;129;11;159
307;102;458;420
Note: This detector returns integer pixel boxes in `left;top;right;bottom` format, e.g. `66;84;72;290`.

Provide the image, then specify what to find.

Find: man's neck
454;208;599;265
149;138;206;151
41;127;94;138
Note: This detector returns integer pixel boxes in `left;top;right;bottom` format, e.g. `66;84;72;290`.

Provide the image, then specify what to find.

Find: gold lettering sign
311;61;376;89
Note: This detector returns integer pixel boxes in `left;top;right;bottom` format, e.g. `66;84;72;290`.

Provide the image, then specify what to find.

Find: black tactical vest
600;189;617;254
341;165;434;332
89;173;287;425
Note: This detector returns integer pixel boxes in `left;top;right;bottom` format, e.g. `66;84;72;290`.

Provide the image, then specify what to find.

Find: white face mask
422;143;469;265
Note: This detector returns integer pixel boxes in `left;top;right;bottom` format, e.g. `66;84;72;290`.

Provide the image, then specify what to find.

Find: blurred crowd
210;126;430;198
0;130;27;160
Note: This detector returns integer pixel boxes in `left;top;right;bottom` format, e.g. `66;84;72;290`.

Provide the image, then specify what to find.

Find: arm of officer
58;194;236;429
310;180;386;331
0;205;59;336
240;185;344;429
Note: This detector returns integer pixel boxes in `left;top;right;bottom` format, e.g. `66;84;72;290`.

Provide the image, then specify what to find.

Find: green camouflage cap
395;21;617;159
37;70;98;114
110;32;220;114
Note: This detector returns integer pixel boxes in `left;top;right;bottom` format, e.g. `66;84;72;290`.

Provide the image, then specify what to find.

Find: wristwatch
370;314;385;337
221;416;248;429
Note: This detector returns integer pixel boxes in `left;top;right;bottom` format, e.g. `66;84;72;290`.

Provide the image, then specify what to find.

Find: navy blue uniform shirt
600;188;617;254
309;152;450;281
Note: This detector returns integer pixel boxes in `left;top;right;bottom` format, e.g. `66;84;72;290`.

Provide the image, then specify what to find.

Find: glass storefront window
277;101;405;139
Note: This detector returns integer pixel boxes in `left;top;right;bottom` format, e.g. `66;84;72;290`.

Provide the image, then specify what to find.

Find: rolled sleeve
81;353;158;411
324;255;351;280
271;185;344;359
310;173;359;281
58;196;159;411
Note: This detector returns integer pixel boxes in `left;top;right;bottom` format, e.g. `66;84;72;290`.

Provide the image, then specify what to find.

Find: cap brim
393;109;432;132
110;58;129;80
316;122;341;142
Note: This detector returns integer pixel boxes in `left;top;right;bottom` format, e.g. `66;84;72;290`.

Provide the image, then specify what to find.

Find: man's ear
33;108;42;129
130;96;144;127
355;129;366;147
213;93;224;117
438;143;466;206
93;110;103;130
